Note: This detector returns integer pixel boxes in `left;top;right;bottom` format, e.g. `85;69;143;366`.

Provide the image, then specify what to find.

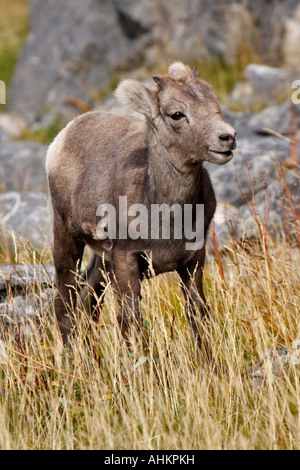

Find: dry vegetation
0;0;299;452
0;195;299;449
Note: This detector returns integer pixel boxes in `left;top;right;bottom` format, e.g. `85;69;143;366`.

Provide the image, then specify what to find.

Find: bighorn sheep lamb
46;62;236;354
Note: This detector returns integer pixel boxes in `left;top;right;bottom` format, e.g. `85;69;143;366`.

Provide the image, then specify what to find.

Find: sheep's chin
207;150;233;165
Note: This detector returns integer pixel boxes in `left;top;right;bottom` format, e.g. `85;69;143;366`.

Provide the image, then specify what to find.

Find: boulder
0;289;54;326
0;127;9;143
205;134;293;207
228;64;299;111
245;64;291;104
248;100;300;136
0;263;55;297
8;0;300;125
0;141;48;193
0;264;55;327
8;0;151;124
227;82;256;112
0;112;27;139
237;167;300;240
0;191;51;249
211;167;300;246
224;99;300;138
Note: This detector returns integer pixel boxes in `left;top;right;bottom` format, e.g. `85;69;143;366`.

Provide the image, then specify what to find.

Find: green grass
0;0;30;97
183;42;290;112
16;117;65;144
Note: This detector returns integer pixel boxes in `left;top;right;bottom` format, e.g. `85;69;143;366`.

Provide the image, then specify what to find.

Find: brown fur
46;62;236;354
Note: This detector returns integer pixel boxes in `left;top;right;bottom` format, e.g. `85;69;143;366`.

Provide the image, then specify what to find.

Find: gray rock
8;0;300;125
0;340;6;364
0;264;55;297
0;191;51;249
205;135;291;207
0;141;48;193
211;167;300;246
248;100;300;136
8;0;151;124
245;64;291;101
1;294;41;324
223;100;300;139
210;202;240;247
237;167;300;240
228;64;299;111
0;127;9;143
248;347;291;389
0;289;54;326
283;3;300;68
237;135;291;154
227;81;256;112
0;112;27;139
0;264;55;328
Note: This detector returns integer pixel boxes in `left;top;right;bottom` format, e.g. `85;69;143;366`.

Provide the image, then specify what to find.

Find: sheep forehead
159;77;218;110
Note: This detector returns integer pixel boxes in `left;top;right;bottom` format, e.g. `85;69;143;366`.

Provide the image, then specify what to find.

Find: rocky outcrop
0;141;48;192
7;0;300;125
0;113;27;139
0;264;55;297
0;264;55;327
212;165;300;247
0;139;50;250
228;65;299;111
0;191;50;249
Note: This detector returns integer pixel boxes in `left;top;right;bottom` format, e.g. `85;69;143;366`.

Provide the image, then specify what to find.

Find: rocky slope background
0;0;300;311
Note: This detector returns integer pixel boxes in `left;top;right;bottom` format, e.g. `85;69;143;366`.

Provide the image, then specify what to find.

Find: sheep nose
219;133;236;150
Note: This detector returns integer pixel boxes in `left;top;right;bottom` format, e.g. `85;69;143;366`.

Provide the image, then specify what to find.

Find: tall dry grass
0;193;299;449
0;2;299;448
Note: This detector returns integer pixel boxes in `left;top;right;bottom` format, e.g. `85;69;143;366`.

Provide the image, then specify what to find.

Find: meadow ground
0;215;299;450
0;0;299;451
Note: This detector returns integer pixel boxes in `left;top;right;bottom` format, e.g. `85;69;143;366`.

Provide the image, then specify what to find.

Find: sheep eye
170;112;185;120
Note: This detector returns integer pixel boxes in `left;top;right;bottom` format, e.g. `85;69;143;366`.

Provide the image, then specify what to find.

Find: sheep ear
168;61;190;81
115;79;156;118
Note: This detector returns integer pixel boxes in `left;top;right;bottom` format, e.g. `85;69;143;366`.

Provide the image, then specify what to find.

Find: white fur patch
45;134;59;174
45;121;71;174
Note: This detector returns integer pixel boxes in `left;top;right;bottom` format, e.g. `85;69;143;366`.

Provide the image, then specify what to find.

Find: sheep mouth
208;149;234;165
212;150;233;158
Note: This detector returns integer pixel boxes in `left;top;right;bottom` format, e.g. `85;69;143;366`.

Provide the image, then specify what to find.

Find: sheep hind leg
52;213;85;345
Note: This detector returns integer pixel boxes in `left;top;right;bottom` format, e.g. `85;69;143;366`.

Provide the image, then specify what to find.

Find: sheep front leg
178;249;213;363
111;250;142;342
80;253;111;319
52;213;84;344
